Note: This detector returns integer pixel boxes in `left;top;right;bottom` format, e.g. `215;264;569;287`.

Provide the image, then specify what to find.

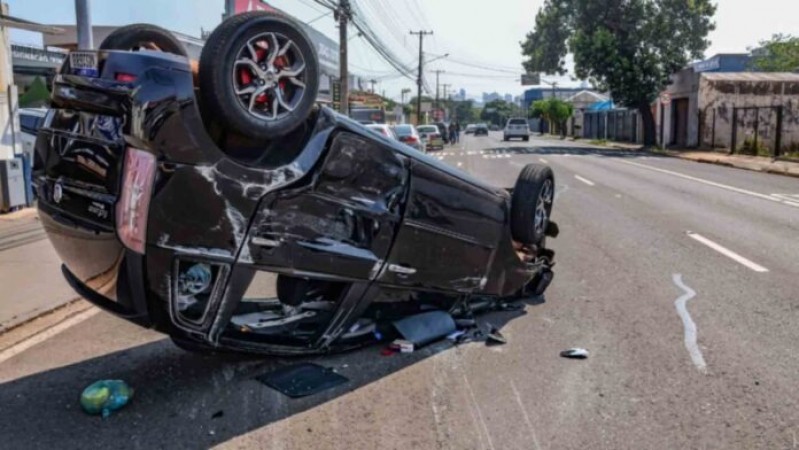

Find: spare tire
510;163;555;246
99;23;187;56
199;11;319;141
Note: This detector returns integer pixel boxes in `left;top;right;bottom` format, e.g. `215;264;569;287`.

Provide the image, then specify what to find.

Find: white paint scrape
672;274;707;373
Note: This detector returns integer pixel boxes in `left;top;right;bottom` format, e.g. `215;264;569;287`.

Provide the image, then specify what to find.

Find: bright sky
8;0;799;103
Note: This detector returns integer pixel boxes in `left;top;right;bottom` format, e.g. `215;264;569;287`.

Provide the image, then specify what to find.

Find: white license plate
70;52;99;77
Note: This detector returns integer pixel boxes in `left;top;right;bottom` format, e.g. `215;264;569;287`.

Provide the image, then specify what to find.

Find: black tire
199;11;319;141
511;164;555;246
99;23;187;56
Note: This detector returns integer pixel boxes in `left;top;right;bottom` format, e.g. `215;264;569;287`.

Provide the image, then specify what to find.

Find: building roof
701;72;799;82
565;90;609;103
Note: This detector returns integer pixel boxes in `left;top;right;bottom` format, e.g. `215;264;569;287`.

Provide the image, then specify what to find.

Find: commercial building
656;53;799;157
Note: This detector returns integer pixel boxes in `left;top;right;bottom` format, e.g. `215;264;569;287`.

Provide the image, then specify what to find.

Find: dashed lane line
687;232;769;273
614;159;799;209
574;175;595;186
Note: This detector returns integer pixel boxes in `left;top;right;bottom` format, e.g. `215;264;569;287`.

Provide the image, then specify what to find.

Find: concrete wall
662;68;700;147
697;75;799;155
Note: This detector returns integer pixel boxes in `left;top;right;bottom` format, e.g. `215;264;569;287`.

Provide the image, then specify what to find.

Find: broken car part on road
32;13;558;356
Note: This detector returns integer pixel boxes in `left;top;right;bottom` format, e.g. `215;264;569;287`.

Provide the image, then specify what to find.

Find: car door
245;131;409;281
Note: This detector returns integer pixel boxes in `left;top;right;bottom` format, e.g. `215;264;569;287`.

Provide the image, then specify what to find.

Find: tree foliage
530;98;573;136
453;100;479;124
751;34;799;72
480;99;522;126
521;0;716;145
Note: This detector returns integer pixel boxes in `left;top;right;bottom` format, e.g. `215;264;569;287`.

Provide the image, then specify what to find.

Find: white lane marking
673;274;707;373
510;380;542;450
687;232;769;272
616;159;799;208
574;175;595;186
539;158;548;164
456;162;463;167
0;307;99;364
462;373;496;450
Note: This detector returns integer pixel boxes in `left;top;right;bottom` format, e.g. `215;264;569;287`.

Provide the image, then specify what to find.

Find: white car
365;124;398;140
20;108;47;159
503;118;530;141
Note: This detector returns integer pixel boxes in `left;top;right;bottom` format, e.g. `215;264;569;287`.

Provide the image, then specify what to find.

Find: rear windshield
393;125;414;136
509;119;528;125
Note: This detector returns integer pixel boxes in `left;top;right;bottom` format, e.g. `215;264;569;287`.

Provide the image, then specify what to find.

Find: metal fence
700;105;799;161
583;109;639;143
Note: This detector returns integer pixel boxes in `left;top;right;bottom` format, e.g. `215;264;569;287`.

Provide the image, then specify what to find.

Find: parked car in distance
391;124;424;151
20;108;47;160
473;123;489;136
417;124;444;151
504;117;530;141
366;123;398;140
464;124;476;134
434;122;449;144
489;124;500;131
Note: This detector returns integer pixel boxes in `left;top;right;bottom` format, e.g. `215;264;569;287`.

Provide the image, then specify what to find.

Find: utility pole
410;30;433;124
338;0;352;115
369;79;377;93
75;0;93;49
401;88;411;124
433;69;445;111
442;84;451;121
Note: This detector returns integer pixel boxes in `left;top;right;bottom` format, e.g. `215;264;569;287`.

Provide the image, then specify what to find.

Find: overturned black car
33;12;557;355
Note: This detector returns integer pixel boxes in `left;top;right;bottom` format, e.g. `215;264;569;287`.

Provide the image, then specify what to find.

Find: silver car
391;124;424;152
503;118;530;141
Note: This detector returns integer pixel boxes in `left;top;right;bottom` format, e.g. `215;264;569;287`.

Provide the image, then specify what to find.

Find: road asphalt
1;132;798;449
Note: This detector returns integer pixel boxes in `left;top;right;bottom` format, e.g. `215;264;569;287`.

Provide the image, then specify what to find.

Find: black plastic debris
393;311;457;347
211;410;224;419
485;325;507;346
560;348;589;359
256;363;349;398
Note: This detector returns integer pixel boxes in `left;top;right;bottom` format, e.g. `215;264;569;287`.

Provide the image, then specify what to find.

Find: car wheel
511;163;555;246
99;23;187;56
199;11;319;141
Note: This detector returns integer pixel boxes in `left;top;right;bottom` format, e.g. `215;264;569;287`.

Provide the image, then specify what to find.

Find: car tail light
116;148;156;254
115;72;137;83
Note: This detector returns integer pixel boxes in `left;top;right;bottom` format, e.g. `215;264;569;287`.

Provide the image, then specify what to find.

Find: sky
8;0;799;103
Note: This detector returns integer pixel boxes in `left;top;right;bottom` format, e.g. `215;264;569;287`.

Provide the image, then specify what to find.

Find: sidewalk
553;136;799;179
0;207;78;333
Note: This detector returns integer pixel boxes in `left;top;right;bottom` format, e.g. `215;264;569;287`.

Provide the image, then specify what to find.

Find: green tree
480;99;515;126
751;34;799;72
521;0;716;146
530;98;573;137
453;100;478;124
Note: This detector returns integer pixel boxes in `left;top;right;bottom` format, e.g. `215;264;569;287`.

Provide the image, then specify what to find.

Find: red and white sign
233;0;277;14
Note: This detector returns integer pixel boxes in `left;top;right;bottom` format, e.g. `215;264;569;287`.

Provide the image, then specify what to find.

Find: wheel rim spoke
274;87;294;112
267;33;280;66
280;62;305;78
288;77;306;89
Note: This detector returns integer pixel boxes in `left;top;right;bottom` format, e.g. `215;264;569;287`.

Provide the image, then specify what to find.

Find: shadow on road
481;145;662;159
0;297;545;448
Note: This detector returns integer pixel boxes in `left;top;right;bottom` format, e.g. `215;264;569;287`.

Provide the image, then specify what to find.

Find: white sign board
421;102;432;113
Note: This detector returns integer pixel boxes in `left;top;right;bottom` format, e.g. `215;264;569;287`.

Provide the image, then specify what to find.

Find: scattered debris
79;380;133;418
256;363;349;398
496;302;525;312
446;330;466;341
560;348;589;359
211;410;224;419
485;325;507;346
390;339;415;353
393;311;457;347
380;347;397;356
